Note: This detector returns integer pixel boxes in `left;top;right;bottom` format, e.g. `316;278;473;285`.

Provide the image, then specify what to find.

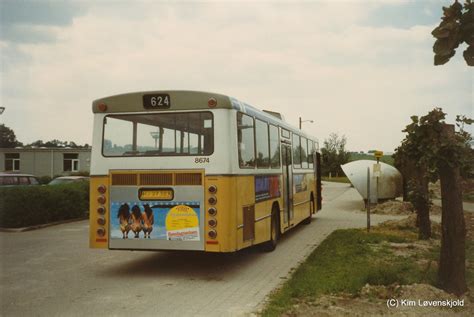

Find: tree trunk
402;177;409;202
403;159;431;238
413;167;431;240
438;126;467;296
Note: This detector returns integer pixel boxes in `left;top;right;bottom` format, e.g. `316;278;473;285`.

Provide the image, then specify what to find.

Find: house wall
0;148;91;177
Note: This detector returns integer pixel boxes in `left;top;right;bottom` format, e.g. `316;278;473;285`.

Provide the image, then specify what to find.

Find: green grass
467;241;474;299
463;193;474;202
261;229;437;317
321;176;351;183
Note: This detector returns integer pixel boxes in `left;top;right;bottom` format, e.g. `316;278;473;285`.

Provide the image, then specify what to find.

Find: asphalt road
0;182;405;317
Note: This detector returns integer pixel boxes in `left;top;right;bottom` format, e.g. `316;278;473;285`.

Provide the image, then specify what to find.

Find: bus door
281;143;293;227
316;152;322;211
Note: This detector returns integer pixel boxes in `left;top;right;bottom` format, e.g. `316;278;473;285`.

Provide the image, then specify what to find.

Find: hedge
0;182;89;228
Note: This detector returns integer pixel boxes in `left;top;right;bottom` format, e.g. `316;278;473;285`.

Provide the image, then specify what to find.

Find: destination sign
139;188;174;201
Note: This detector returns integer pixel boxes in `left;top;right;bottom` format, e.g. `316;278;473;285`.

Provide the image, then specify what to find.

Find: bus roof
92;90;316;141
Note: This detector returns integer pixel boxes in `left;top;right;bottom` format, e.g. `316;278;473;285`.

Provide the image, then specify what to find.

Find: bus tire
303;193;314;225
261;209;279;252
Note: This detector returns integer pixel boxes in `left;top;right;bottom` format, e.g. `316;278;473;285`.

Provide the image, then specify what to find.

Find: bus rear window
102;112;214;157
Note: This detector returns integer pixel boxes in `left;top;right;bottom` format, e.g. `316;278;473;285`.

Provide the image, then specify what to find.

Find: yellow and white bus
89;91;321;252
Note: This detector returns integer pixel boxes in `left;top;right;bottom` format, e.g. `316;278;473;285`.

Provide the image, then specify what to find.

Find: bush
38;176;52;185
70;171;90;176
0;182;89;228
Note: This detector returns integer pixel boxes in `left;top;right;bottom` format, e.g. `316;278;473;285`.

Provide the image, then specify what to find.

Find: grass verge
467;240;474;294
261;227;445;317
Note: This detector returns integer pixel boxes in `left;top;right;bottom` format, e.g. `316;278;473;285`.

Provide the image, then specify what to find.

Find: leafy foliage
395;108;473;180
432;0;474;66
25;139;90;149
321;133;350;177
0;124;23;148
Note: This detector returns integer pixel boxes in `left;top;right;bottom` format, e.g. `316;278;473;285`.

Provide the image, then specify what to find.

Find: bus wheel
261;209;279;252
303;194;314;225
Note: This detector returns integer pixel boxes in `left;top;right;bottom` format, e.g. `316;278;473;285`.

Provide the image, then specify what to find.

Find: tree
25;139;88;148
432;0;474;66
0;124;22;148
394;127;432;240
321;133;350;177
394;108;472;295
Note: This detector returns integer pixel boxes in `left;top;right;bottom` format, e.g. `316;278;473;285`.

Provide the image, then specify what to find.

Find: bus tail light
97;195;106;205
97;206;106;215
97;227;106;237
208;207;217;216
97;217;106;226
98;103;107;112
208;98;217;108
208;185;217;194
208;229;217;239
98;184;107;194
208;196;217;205
208;218;217;228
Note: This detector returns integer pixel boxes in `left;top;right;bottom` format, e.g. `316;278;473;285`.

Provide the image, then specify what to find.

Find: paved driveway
0;182;405;316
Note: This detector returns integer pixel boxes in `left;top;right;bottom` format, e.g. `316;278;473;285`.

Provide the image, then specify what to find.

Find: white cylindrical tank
341;160;403;202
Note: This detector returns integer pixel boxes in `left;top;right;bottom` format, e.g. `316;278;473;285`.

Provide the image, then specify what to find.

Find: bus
89;91;322;252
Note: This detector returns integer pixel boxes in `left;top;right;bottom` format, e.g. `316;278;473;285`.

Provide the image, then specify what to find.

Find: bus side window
269;125;280;168
255;119;270;168
308;140;314;169
237;113;255;168
301;137;308;169
292;134;301;169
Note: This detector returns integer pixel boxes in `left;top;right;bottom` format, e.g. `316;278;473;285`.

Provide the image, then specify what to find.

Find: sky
0;0;472;153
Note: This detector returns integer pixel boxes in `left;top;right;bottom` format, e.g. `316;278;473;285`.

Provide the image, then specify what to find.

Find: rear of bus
89;91;235;252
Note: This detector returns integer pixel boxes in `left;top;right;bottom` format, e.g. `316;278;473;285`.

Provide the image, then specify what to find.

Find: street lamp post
299;117;314;129
150;131;160;149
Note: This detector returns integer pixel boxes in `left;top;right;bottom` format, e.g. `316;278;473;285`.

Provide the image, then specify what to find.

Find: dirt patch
377;214;442;238
430;205;442;215
366;200;441;216
386;240;438;258
370;201;414;215
374;205;474;241
430;182;442;200
430;179;474;201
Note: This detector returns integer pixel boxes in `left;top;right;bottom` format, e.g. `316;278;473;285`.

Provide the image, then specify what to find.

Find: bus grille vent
175;173;202;185
112;174;138;186
243;205;255;241
140;173;173;185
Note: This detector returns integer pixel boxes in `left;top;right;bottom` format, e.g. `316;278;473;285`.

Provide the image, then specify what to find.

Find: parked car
48;176;90;185
0;173;40;186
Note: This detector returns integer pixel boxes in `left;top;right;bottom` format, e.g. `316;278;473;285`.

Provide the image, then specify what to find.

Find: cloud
0;0;86;43
364;0;450;29
0;1;471;152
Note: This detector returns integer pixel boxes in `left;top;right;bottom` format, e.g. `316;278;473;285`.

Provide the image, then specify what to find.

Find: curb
0;216;88;233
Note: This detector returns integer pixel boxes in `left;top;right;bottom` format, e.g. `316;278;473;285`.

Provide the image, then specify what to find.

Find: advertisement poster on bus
293;174;308;193
110;201;201;241
255;175;280;202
